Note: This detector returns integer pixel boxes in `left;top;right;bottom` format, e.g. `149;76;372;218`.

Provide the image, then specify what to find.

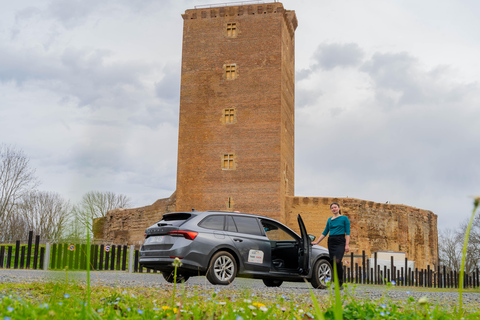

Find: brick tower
176;2;298;222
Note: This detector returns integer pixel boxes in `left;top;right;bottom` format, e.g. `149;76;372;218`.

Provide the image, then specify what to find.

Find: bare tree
71;191;131;234
13;191;71;241
440;212;480;273
438;228;462;272
0;144;39;241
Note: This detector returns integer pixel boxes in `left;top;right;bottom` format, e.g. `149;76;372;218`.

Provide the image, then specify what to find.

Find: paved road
1;269;479;310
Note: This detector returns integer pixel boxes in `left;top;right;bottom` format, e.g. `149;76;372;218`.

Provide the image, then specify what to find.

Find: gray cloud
314;43;365;70
295;44;480;230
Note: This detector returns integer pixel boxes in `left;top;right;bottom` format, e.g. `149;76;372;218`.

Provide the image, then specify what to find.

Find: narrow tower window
225;64;237;80
224;108;236;124
226;23;237;37
226;196;234;210
222;153;235;170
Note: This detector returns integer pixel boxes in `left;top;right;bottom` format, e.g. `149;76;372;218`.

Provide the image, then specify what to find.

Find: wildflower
219;301;227;305
4;317;12;320
236;316;244;320
252;302;266;308
127;307;131;312
131;294;137;299
418;296;429;305
243;299;252;303
64;293;70;299
299;309;304;313
259;306;268;312
172;257;182;267
58;302;63;306
153;307;159;311
380;304;387;309
248;305;256;310
391;280;396;285
380;311;386;316
97;308;104;313
122;290;127;294
162;306;171;310
7;307;14;312
406;291;411;294
137;309;143;314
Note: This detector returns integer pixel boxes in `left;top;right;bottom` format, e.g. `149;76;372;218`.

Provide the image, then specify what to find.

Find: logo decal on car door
248;250;264;263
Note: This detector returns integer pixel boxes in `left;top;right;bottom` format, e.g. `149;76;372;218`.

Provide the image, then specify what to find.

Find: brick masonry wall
97;193;176;246
285;196;438;269
175;3;297;222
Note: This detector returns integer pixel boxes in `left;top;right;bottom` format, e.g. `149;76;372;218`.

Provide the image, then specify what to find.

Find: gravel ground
1;269;479;311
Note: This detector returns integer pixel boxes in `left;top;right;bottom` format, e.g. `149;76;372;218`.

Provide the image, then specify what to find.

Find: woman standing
311;202;350;289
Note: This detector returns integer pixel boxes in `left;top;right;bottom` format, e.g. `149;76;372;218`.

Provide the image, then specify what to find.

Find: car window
261;220;296;241
232;216;263;236
198;215;225;231
158;213;193;227
226;216;237;232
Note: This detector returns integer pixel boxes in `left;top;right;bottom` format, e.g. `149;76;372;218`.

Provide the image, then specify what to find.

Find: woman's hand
345;244;350;253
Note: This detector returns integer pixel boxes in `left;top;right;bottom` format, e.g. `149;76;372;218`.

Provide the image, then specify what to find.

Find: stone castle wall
98;192;176;246
97;193;438;269
284;196;438;269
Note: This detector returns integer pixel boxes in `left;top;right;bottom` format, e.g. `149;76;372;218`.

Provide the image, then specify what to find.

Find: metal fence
1;232;479;287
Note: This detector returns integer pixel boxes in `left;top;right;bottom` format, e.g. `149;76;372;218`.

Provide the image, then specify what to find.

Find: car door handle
233;238;243;242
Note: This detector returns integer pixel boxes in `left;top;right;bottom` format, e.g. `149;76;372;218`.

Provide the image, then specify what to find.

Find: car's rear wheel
310;259;332;289
262;279;283;287
206;251;237;285
162;270;190;283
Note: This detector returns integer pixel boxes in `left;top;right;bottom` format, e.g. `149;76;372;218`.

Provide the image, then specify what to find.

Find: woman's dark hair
330;202;342;215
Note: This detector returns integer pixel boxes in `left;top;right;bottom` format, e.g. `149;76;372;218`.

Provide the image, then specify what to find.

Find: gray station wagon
139;210;332;288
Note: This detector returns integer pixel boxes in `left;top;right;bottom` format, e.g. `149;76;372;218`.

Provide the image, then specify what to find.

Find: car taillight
168;230;198;240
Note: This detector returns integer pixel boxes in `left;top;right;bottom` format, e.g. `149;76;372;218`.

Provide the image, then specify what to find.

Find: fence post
362;250;366;284
350;252;354;282
33;235;40;269
122;245;128;271
128;245;135;273
26;231;33;269
44;243;50;270
0;246;4;268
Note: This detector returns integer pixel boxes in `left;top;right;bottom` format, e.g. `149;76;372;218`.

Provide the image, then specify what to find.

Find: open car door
297;214;311;275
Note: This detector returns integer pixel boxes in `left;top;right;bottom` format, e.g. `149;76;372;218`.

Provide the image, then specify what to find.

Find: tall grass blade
307;280;326;320
332;261;343;320
458;197;479;318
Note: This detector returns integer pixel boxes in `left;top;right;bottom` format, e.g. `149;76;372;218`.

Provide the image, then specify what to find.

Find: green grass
1;280;480;319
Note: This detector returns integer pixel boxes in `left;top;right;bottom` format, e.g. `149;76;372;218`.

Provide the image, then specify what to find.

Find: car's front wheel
262;279;283;287
162;270;190;283
206;251;237;285
310;259;332;289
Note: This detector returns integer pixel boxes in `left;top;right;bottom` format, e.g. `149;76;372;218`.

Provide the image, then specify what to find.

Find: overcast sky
1;0;479;231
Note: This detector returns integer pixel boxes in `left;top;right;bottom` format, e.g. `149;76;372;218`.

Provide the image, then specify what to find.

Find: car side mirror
308;234;316;242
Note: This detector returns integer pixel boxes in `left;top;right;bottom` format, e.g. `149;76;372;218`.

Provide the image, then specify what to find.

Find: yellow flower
252;302;266;308
162;306;171;310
